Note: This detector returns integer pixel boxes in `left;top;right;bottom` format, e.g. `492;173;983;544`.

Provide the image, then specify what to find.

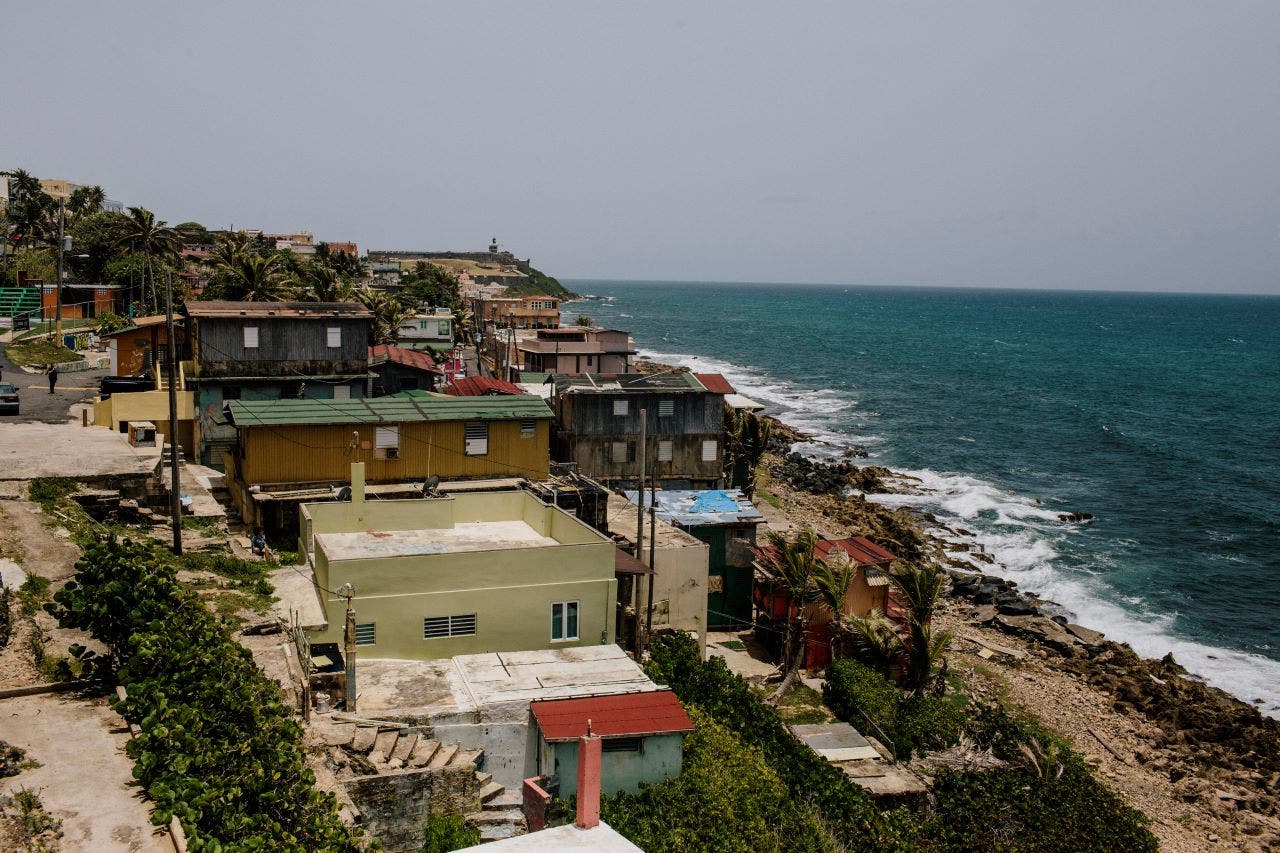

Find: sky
3;2;1278;294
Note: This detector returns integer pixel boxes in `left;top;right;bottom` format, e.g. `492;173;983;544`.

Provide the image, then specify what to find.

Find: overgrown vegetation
46;534;359;850
421;814;480;852
8;786;62;849
604;709;842;852
4;338;80;367
824;658;966;760
16;575;51;617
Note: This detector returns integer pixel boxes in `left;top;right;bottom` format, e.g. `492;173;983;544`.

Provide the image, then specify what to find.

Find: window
658;440;673;462
375;425;400;449
465;421;489;455
326;326;342;348
602;737;643;753
222;386;241;401
551;601;579;641
520;419;536;438
243;325;259;348
658;399;674;418
701;440;718;462
609;440;636;464
332;384;351;400
354;623;376;646
613;399;629;417
438;321;450;336
423;614;477;639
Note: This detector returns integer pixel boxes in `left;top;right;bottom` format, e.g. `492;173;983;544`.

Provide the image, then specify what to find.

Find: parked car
98;374;155;399
0;383;18;415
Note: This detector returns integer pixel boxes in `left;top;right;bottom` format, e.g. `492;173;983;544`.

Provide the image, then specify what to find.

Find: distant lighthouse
489;236;499;254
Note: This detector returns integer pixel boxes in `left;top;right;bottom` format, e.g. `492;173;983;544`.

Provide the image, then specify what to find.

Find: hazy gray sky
4;2;1278;293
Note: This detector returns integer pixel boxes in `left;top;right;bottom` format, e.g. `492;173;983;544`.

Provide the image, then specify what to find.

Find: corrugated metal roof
184;300;372;319
622;488;765;527
226;394;553;427
818;536;897;566
614;548;653;575
369;344;441;373
554;372;707;394
692;372;735;394
98;315;173;337
444;376;524;397
530;689;694;742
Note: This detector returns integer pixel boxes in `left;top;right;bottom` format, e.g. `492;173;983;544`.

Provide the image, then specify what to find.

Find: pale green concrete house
299;485;617;659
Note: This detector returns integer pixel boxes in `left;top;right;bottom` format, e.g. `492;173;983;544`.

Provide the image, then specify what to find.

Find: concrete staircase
321;722;525;841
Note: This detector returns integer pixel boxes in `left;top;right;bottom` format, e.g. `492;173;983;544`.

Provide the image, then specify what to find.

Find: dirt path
0;693;170;852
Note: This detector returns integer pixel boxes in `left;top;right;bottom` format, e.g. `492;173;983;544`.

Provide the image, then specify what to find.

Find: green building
300;480;618;659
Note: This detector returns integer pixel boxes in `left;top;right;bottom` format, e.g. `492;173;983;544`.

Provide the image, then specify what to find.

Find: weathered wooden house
223;394;553;531
552;372;727;490
368;344;441;395
182;301;374;468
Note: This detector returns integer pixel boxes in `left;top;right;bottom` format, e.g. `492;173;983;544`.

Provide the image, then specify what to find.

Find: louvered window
243;325;259;348
658;440;674;462
423;614;477;639
701;440;718;462
658;399;674;417
465;422;489;455
326;326;342;348
520;419;536;438
609;441;635;463
613;399;628;416
354;623;376;645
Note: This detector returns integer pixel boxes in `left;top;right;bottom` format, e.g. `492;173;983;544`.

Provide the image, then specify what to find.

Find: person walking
46;363;58;394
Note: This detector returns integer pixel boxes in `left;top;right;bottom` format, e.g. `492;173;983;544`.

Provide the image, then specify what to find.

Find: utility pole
341;583;357;712
54;199;65;341
634;408;647;654
164;271;183;555
646;464;656;646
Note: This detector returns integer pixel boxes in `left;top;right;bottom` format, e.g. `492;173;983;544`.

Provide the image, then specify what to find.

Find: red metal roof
614;547;653;575
444;376;523;396
693;372;735;394
369;344;442;374
530;690;694;742
816;536;897;566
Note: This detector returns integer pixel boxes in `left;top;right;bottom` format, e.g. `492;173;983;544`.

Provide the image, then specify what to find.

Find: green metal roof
226;394;553;427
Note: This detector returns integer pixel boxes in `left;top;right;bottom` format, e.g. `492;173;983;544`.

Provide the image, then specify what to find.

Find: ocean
563;280;1280;713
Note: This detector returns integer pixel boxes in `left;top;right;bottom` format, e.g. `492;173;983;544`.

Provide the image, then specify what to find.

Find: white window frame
658;440;674;462
701;439;718;462
551;600;579;642
354;622;376;646
423;614;477;639
613;399;629;417
465;421;489;456
375;425;400;449
243;325;259;349
438;320;450;336
326;326;342;348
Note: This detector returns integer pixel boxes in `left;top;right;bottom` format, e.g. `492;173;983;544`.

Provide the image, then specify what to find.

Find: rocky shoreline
752;412;1280;849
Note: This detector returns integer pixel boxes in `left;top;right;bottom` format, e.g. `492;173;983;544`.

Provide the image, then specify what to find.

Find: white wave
871;467;1280;715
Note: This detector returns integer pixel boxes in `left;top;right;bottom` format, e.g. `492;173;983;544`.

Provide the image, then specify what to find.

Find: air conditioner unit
376;447;400;460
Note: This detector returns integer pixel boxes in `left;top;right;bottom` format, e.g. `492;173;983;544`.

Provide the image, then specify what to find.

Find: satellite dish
422;476;441;498
336;486;352;502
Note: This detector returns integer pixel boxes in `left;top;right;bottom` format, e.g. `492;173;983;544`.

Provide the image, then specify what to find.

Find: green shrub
604;709;838;852
644;632;910;850
422;814;480;851
17;573;52;616
28;477;78;508
824;658;964;759
48;535;360;850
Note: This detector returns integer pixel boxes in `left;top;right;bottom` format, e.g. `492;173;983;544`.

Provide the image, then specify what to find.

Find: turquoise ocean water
564;280;1280;712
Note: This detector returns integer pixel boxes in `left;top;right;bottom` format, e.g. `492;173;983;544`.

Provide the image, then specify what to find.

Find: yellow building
299;485;617;659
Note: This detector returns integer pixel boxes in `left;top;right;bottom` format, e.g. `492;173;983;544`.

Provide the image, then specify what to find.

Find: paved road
0;342;107;424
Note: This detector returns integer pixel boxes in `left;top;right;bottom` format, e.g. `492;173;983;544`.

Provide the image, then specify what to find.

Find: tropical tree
293;260;356;303
358;287;413;344
211;252;293;301
66;185;106;222
1;169;55;266
401;261;462;313
724;408;773;500
843;561;952;695
755;528;849;703
114;207;181;311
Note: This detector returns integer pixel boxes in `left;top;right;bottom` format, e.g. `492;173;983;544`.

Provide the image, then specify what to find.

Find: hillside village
2;171;1277;852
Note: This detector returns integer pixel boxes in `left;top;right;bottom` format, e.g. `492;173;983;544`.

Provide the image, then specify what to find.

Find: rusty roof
613;548;653;575
692;372;735;394
369;344;441;374
530;690;694;742
183;300;372;319
444;376;524;396
818;536;897;566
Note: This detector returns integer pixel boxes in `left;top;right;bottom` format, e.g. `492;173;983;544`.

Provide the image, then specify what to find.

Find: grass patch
16;574;51;616
776;683;834;725
181;516;224;535
5;338;81;367
717;639;747;651
755;488;783;509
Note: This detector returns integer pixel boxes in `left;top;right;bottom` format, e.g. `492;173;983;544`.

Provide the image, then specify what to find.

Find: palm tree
888;562;952;695
66;185;106;222
358;287;413;344
843;609;904;676
724;408;773;500
114;207;180;312
756;528;839;703
213;252;293;302
294;261;356;302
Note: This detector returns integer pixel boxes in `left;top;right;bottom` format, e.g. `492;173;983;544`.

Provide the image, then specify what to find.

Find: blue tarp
689;490;738;514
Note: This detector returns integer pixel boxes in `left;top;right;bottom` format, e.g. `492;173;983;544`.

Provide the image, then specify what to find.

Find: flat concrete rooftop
316;520;558;561
356;645;659;715
459;821;643;852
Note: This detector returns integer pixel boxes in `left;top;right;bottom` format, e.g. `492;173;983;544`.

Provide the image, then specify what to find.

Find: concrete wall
542;734;684;797
302;494;617;659
345;764;480;853
92;390;196;452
